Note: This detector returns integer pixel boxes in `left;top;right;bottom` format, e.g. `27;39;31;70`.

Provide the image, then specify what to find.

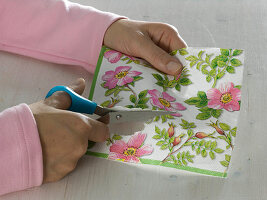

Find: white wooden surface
0;0;266;199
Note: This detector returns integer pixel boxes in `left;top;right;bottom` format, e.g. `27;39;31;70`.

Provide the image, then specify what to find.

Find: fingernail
166;61;182;74
73;78;83;85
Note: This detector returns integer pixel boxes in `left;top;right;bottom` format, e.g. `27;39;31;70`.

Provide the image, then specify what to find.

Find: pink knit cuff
0;104;43;196
15;104;43;189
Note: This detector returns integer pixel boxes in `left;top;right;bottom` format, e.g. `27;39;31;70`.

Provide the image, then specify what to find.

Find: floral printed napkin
87;46;244;177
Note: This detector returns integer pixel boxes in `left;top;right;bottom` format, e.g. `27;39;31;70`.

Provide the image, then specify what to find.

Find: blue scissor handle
45;86;97;114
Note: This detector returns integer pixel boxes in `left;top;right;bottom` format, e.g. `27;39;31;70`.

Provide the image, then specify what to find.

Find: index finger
169;32;187;52
146;22;187;52
87;117;110;142
97;114;110;124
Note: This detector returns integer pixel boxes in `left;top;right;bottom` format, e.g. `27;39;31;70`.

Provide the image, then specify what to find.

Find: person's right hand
29;78;109;183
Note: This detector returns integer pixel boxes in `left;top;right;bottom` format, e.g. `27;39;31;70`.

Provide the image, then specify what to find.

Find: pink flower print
102;66;142;89
104;50;122;63
108;132;153;163
148;89;186;117
175;73;181;81
207;82;241;111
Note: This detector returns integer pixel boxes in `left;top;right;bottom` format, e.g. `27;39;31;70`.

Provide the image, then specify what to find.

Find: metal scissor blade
108;109;174;124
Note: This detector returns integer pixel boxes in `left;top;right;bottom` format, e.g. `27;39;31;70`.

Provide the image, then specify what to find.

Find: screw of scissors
116;114;122;120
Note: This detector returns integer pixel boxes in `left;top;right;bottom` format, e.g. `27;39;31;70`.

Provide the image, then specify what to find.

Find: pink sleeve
0;0;125;73
0;0;125;196
0;104;43;196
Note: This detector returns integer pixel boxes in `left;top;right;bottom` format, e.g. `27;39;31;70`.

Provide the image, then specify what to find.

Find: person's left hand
104;19;187;76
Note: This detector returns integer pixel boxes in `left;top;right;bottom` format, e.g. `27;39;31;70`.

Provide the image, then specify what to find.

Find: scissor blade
108;109;174;124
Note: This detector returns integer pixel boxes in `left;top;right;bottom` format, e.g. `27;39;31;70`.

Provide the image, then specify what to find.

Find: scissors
45;86;174;124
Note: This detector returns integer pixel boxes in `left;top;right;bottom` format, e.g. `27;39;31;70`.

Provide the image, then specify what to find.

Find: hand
29;78;109;183
104;19;187;76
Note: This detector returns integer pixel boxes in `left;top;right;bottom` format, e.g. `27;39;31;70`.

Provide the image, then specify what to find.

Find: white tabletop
1;0;266;199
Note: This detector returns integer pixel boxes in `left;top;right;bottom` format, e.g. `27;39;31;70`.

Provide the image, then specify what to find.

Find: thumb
44;78;86;110
68;78;86;95
139;39;183;76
